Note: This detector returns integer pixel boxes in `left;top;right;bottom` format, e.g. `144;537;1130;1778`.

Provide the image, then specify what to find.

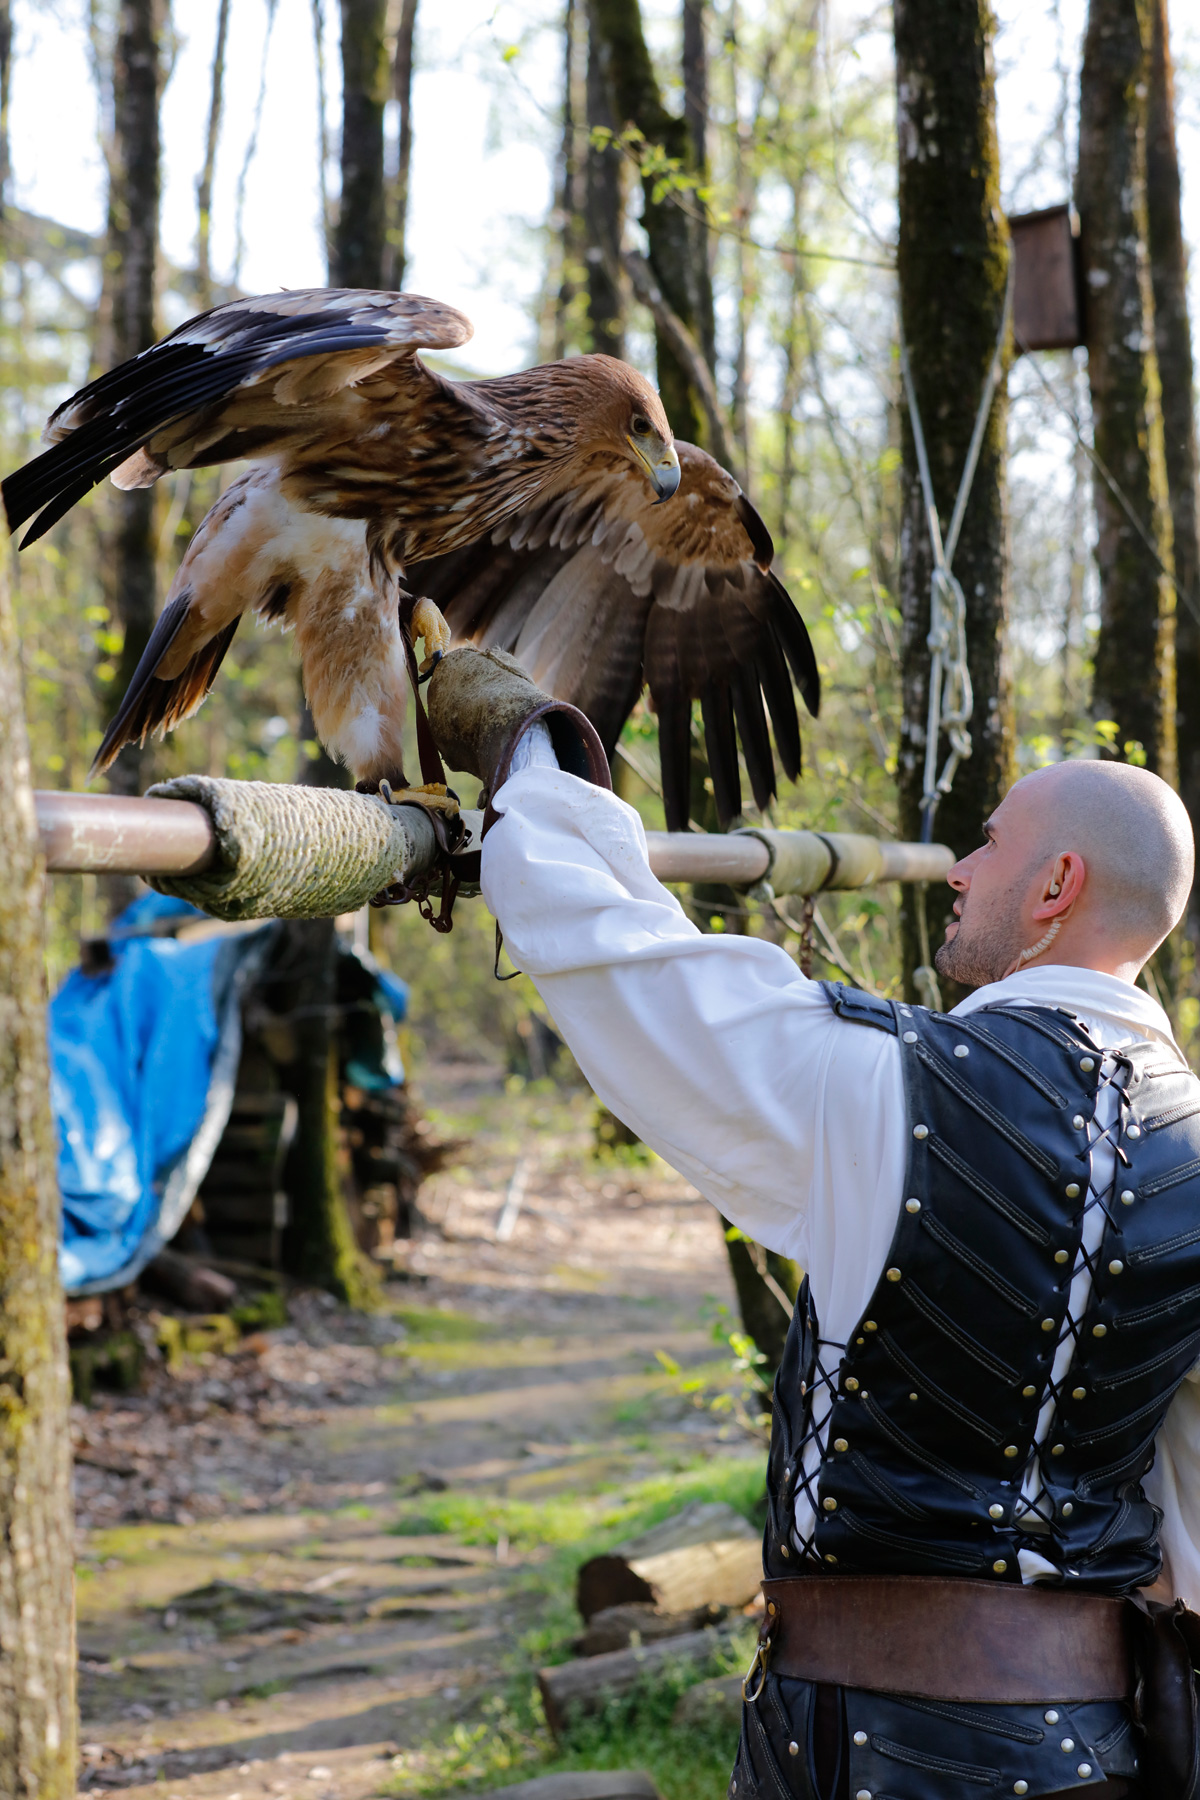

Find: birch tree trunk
0;544;76;1799
100;0;165;814
1145;0;1200;936
1079;0;1174;777
894;0;1013;1005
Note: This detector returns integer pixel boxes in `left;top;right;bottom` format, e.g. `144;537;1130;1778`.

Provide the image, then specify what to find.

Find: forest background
5;6;1200;1788
7;0;1200;1052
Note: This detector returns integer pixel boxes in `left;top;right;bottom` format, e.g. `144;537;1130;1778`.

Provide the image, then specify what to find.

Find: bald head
1016;761;1192;947
936;759;1194;988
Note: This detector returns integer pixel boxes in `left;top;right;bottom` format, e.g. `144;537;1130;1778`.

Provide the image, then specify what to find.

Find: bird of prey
4;288;818;826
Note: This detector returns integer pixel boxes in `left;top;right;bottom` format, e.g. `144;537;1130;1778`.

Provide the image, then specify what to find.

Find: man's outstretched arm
480;738;905;1273
427;645;907;1281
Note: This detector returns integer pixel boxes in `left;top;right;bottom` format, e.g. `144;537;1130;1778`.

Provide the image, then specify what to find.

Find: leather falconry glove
427;647;611;833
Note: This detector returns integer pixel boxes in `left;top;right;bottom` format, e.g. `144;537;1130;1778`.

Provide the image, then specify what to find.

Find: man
429;648;1200;1800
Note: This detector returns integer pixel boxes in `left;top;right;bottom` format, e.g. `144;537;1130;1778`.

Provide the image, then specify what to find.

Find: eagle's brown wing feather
410;441;820;829
3;290;474;546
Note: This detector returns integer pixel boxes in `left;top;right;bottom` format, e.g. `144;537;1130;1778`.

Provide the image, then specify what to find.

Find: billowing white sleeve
480;762;906;1277
1145;1373;1200;1609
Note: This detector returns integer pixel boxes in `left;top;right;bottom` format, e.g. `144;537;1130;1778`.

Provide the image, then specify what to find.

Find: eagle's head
494;353;681;503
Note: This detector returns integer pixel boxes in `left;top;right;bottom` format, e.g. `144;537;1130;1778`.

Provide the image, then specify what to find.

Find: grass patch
385;1633;751;1799
387;1305;490;1343
389;1455;766;1674
391;1455;764;1558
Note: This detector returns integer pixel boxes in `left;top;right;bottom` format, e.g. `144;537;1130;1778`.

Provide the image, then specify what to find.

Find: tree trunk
1079;0;1174;777
384;0;418;289
277;0;391;1307
1146;0;1200;937
894;0;1013;1006
334;0;389;290
584;7;626;358
0;543;76;1798
100;0;165;816
552;0;584;361
0;0;12;228
680;0;715;369
720;1218;800;1384
195;0;230;306
272;920;372;1306
589;0;714;444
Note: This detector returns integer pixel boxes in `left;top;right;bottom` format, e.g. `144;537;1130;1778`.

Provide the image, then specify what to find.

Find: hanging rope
898;259;1015;844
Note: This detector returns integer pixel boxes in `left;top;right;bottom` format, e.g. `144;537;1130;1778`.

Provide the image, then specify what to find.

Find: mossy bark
334;0;389;290
894;0;1014;1006
589;0;714;444
274;921;373;1307
99;0;165;816
1079;0;1175;778
0;540;76;1796
1146;0;1199;938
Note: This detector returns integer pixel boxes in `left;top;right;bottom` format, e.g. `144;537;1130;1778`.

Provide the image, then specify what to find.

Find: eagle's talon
378;780;461;817
410;595;452;676
417;648;443;684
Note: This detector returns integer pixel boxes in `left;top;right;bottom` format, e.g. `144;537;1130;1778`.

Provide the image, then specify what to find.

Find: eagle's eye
630;413;652;436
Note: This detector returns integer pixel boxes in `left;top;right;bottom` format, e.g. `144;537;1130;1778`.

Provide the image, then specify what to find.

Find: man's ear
1031;851;1085;921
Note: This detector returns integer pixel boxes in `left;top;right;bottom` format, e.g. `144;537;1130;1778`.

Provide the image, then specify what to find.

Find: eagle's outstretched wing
3;290;475;549
409;442;820;830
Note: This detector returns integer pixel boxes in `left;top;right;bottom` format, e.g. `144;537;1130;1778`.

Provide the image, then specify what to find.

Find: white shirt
482;753;1200;1604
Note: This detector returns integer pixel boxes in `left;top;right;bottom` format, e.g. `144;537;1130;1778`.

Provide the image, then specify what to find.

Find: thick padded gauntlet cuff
427;648;611;828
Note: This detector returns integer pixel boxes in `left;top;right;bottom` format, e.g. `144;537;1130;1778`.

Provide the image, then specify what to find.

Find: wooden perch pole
34;789;953;900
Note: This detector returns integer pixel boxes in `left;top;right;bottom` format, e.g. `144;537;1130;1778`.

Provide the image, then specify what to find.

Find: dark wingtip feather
768;573;820;718
91;597;239;774
656;694;694;834
758;642;802;784
735;493;774;571
730;668;777;815
701;681;742;828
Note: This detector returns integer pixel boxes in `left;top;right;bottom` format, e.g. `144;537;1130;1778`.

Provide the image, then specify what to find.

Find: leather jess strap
759;1576;1135;1704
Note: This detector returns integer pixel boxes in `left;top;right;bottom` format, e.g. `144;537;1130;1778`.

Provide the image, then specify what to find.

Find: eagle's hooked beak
628;437;681;503
651;445;682;503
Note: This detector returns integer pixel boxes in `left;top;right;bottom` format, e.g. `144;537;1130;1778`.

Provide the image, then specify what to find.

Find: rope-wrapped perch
35;781;953;917
144;776;442;921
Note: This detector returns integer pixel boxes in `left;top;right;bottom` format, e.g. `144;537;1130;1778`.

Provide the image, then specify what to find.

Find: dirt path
74;1064;757;1800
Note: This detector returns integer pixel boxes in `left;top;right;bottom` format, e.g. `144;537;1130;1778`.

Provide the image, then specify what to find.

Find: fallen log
538;1626;734;1734
577;1600;725;1657
141;1248;237;1312
478;1776;662;1800
576;1501;760;1621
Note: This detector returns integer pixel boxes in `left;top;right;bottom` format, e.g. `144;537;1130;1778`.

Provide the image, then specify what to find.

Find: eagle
4;288;819;829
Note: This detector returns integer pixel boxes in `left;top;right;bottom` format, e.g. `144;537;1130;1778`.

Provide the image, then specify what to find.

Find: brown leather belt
754;1576;1135;1705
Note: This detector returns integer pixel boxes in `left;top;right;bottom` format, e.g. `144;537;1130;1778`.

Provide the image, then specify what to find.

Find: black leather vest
763;984;1200;1594
730;985;1200;1800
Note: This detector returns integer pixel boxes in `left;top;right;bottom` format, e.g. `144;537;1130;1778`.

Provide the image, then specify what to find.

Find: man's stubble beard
934;877;1029;989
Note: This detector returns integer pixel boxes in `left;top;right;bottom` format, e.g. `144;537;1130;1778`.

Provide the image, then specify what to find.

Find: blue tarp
49;895;408;1295
50;894;269;1293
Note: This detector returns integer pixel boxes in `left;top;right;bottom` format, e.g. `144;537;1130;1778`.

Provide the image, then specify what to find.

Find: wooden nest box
1009;203;1084;352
